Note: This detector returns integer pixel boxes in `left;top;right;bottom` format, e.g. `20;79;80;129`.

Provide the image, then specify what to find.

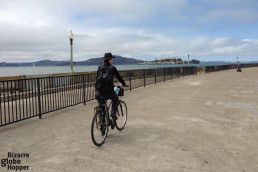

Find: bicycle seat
99;96;108;103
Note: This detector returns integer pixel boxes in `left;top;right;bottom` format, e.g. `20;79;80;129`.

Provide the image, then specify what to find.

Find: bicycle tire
115;101;127;131
91;110;108;146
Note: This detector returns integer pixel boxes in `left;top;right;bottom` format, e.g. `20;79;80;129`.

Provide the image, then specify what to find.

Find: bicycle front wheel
91;111;108;146
115;101;127;131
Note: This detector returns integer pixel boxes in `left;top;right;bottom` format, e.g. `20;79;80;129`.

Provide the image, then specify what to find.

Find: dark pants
95;90;118;114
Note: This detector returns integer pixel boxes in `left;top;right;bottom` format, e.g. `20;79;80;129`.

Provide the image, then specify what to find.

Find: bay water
0;63;232;77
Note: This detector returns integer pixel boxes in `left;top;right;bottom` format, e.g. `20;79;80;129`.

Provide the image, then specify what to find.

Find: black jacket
96;63;126;87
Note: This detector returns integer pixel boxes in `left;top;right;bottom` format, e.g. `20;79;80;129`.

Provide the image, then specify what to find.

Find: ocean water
0;63;231;77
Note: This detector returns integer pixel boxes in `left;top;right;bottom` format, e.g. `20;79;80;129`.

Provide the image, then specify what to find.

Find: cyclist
95;52;127;121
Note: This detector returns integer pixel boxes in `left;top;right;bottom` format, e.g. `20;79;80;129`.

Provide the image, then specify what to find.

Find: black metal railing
0;63;257;127
204;63;258;73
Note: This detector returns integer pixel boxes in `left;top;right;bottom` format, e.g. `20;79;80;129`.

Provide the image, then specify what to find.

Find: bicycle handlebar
116;84;129;88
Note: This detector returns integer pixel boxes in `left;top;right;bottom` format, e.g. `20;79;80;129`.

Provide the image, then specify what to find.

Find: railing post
82;74;86;105
86;74;90;101
37;78;42;119
143;70;146;87
129;71;132;91
155;69;157;84
163;68;165;82
170;68;173;80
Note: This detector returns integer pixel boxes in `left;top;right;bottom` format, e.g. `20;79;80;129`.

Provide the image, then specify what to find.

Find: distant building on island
138;57;200;65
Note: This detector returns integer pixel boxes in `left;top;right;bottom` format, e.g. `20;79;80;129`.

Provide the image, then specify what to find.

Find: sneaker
111;111;118;120
111;114;117;120
110;120;115;130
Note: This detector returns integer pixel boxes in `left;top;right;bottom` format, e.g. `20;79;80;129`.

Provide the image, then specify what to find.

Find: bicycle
91;85;127;146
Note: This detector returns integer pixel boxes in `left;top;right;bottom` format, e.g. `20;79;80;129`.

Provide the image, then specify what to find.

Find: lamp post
69;30;74;73
188;54;189;66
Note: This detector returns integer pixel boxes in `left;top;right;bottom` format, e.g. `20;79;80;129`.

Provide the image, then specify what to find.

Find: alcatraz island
138;57;200;65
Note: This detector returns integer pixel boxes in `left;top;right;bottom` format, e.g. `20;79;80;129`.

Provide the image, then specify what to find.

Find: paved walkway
0;67;258;172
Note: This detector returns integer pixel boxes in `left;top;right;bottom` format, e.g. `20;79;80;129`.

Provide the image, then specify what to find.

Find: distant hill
75;56;143;65
0;56;143;67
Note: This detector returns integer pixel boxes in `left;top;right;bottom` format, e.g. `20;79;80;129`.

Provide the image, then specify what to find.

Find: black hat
103;52;115;60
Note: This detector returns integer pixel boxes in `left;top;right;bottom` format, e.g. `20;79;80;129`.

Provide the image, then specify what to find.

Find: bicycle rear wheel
115;101;127;131
91;110;108;146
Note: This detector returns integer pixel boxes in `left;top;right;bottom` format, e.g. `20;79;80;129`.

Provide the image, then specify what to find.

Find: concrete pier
0;67;258;172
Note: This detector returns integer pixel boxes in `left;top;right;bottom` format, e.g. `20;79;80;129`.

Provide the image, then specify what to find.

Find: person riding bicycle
95;52;127;121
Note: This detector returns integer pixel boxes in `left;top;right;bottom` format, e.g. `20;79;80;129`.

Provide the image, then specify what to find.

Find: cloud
0;0;257;62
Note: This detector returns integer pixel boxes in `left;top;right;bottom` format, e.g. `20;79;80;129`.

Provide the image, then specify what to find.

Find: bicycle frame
95;96;122;117
91;94;127;146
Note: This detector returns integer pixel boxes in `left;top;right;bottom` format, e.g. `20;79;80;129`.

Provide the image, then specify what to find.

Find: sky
0;0;258;62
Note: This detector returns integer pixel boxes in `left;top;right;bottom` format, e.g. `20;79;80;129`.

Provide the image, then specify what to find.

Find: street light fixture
69;30;74;73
